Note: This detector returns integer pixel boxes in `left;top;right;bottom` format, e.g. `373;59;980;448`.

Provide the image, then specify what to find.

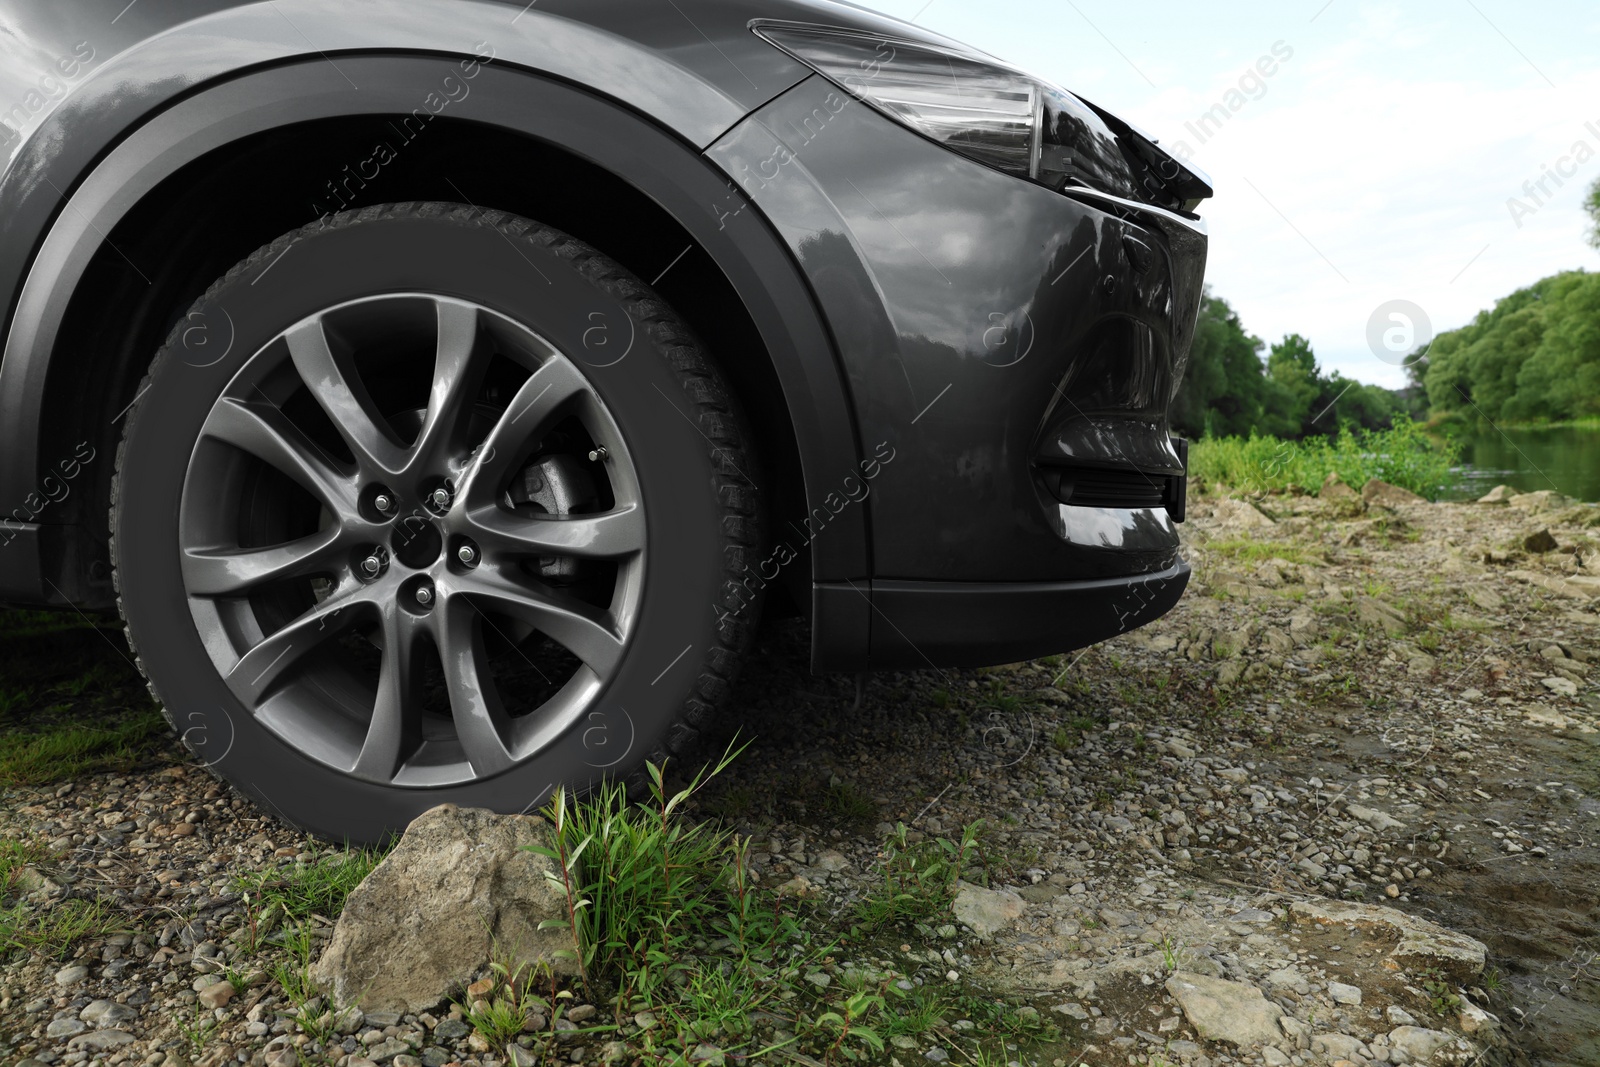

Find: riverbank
1;481;1597;1067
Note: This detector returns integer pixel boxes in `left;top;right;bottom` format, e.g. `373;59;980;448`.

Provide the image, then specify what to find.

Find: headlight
751;20;1211;214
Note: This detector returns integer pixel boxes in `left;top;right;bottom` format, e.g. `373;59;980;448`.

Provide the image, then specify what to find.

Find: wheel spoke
459;566;625;677
226;584;379;708
465;502;643;560
351;610;426;783
182;527;346;597
436;600;516;777
201;397;358;513
456;358;590;504
285;318;410;476
410;300;489;472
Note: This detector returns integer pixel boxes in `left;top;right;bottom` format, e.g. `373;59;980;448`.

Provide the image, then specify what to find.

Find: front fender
0;56;868;611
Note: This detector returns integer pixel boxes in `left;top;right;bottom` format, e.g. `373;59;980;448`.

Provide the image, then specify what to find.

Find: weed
1420;969;1462;1015
177;1004;221;1055
0;896;117;959
454;958;553;1053
823;781;877;825
852;821;982;933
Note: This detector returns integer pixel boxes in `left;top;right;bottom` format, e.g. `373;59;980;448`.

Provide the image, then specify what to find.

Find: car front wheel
111;203;761;843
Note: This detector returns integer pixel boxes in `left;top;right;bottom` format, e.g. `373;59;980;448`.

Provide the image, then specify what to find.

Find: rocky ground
2;481;1597;1067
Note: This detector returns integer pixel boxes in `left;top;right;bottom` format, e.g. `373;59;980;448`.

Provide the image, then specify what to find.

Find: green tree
1171;291;1276;438
1586;175;1600;251
1266;333;1319;432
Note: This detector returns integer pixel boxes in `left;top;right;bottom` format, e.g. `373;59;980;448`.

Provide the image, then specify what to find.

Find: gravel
2;487;1596;1067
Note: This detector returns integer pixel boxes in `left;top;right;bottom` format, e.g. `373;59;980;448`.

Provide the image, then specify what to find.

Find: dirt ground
2;483;1597;1066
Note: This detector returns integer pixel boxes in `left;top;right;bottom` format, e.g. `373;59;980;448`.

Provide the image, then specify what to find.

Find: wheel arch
2;54;868;618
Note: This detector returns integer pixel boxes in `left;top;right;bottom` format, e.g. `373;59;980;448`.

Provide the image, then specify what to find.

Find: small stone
421;1049;451;1067
1386;1005;1418;1027
198;981;236;1009
465;978;494;999
1262;1049;1290;1067
805;971;831;989
924;1051;949;1064
47;1018;89;1038
633;1011;658;1031
1327;981;1362;1006
81;1000;138;1027
1165;974;1284;1048
1542;676;1579;697
1523;528;1559;553
951;882;1025;938
54;964;89;987
394;1058;421;1067
1385;883;1401;898
1477;484;1515;503
689;1045;724;1067
433;1018;470;1041
265;1049;298;1067
67;1031;138;1051
1388;1026;1458;1062
565;1004;596;1023
506;1046;536;1067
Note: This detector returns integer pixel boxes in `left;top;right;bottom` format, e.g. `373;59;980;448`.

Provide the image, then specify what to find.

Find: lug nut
373;493;395;514
588;446;608;462
457;544;478;565
415;586;434;606
361;554;383;577
430;487;452;510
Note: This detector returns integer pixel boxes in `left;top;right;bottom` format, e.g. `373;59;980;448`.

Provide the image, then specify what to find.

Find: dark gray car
0;0;1209;841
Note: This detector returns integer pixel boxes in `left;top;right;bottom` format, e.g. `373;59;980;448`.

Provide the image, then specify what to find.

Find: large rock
1356;597;1408;637
1362;479;1427;508
1522;528;1558;553
1212;498;1275;527
1509;490;1568;512
311;805;575;1013
1477;484;1516;504
1289;900;1485;983
952;882;1025;939
1319;471;1359;502
1165;974;1284;1048
1388;1026;1463;1063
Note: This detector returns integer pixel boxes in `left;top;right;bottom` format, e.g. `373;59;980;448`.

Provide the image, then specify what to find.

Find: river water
1443;424;1600;503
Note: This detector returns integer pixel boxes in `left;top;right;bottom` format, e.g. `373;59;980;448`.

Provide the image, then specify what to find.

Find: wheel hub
177;293;645;788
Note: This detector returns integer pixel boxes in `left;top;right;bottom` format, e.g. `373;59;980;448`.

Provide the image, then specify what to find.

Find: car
0;0;1209;843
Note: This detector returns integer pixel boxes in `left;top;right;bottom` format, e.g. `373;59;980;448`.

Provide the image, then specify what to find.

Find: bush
1190;421;1460;499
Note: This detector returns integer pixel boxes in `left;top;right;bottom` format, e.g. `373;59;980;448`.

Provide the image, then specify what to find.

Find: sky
856;0;1600;388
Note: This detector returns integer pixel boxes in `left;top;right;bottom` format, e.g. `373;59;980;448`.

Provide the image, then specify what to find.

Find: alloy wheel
176;293;645;788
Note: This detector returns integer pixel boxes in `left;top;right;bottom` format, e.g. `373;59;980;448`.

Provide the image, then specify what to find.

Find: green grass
528;749;1048;1063
0;707;169;785
1;895;119;960
234;847;386;926
1200;538;1315;565
1190;421;1461;499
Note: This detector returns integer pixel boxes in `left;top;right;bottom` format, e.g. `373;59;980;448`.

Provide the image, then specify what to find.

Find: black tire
111;202;762;843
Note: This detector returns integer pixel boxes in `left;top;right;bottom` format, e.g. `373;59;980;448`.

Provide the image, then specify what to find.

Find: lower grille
1042;467;1166;509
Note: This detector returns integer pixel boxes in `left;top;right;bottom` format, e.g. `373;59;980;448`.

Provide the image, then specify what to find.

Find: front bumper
706;73;1206;669
815;560;1190;671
